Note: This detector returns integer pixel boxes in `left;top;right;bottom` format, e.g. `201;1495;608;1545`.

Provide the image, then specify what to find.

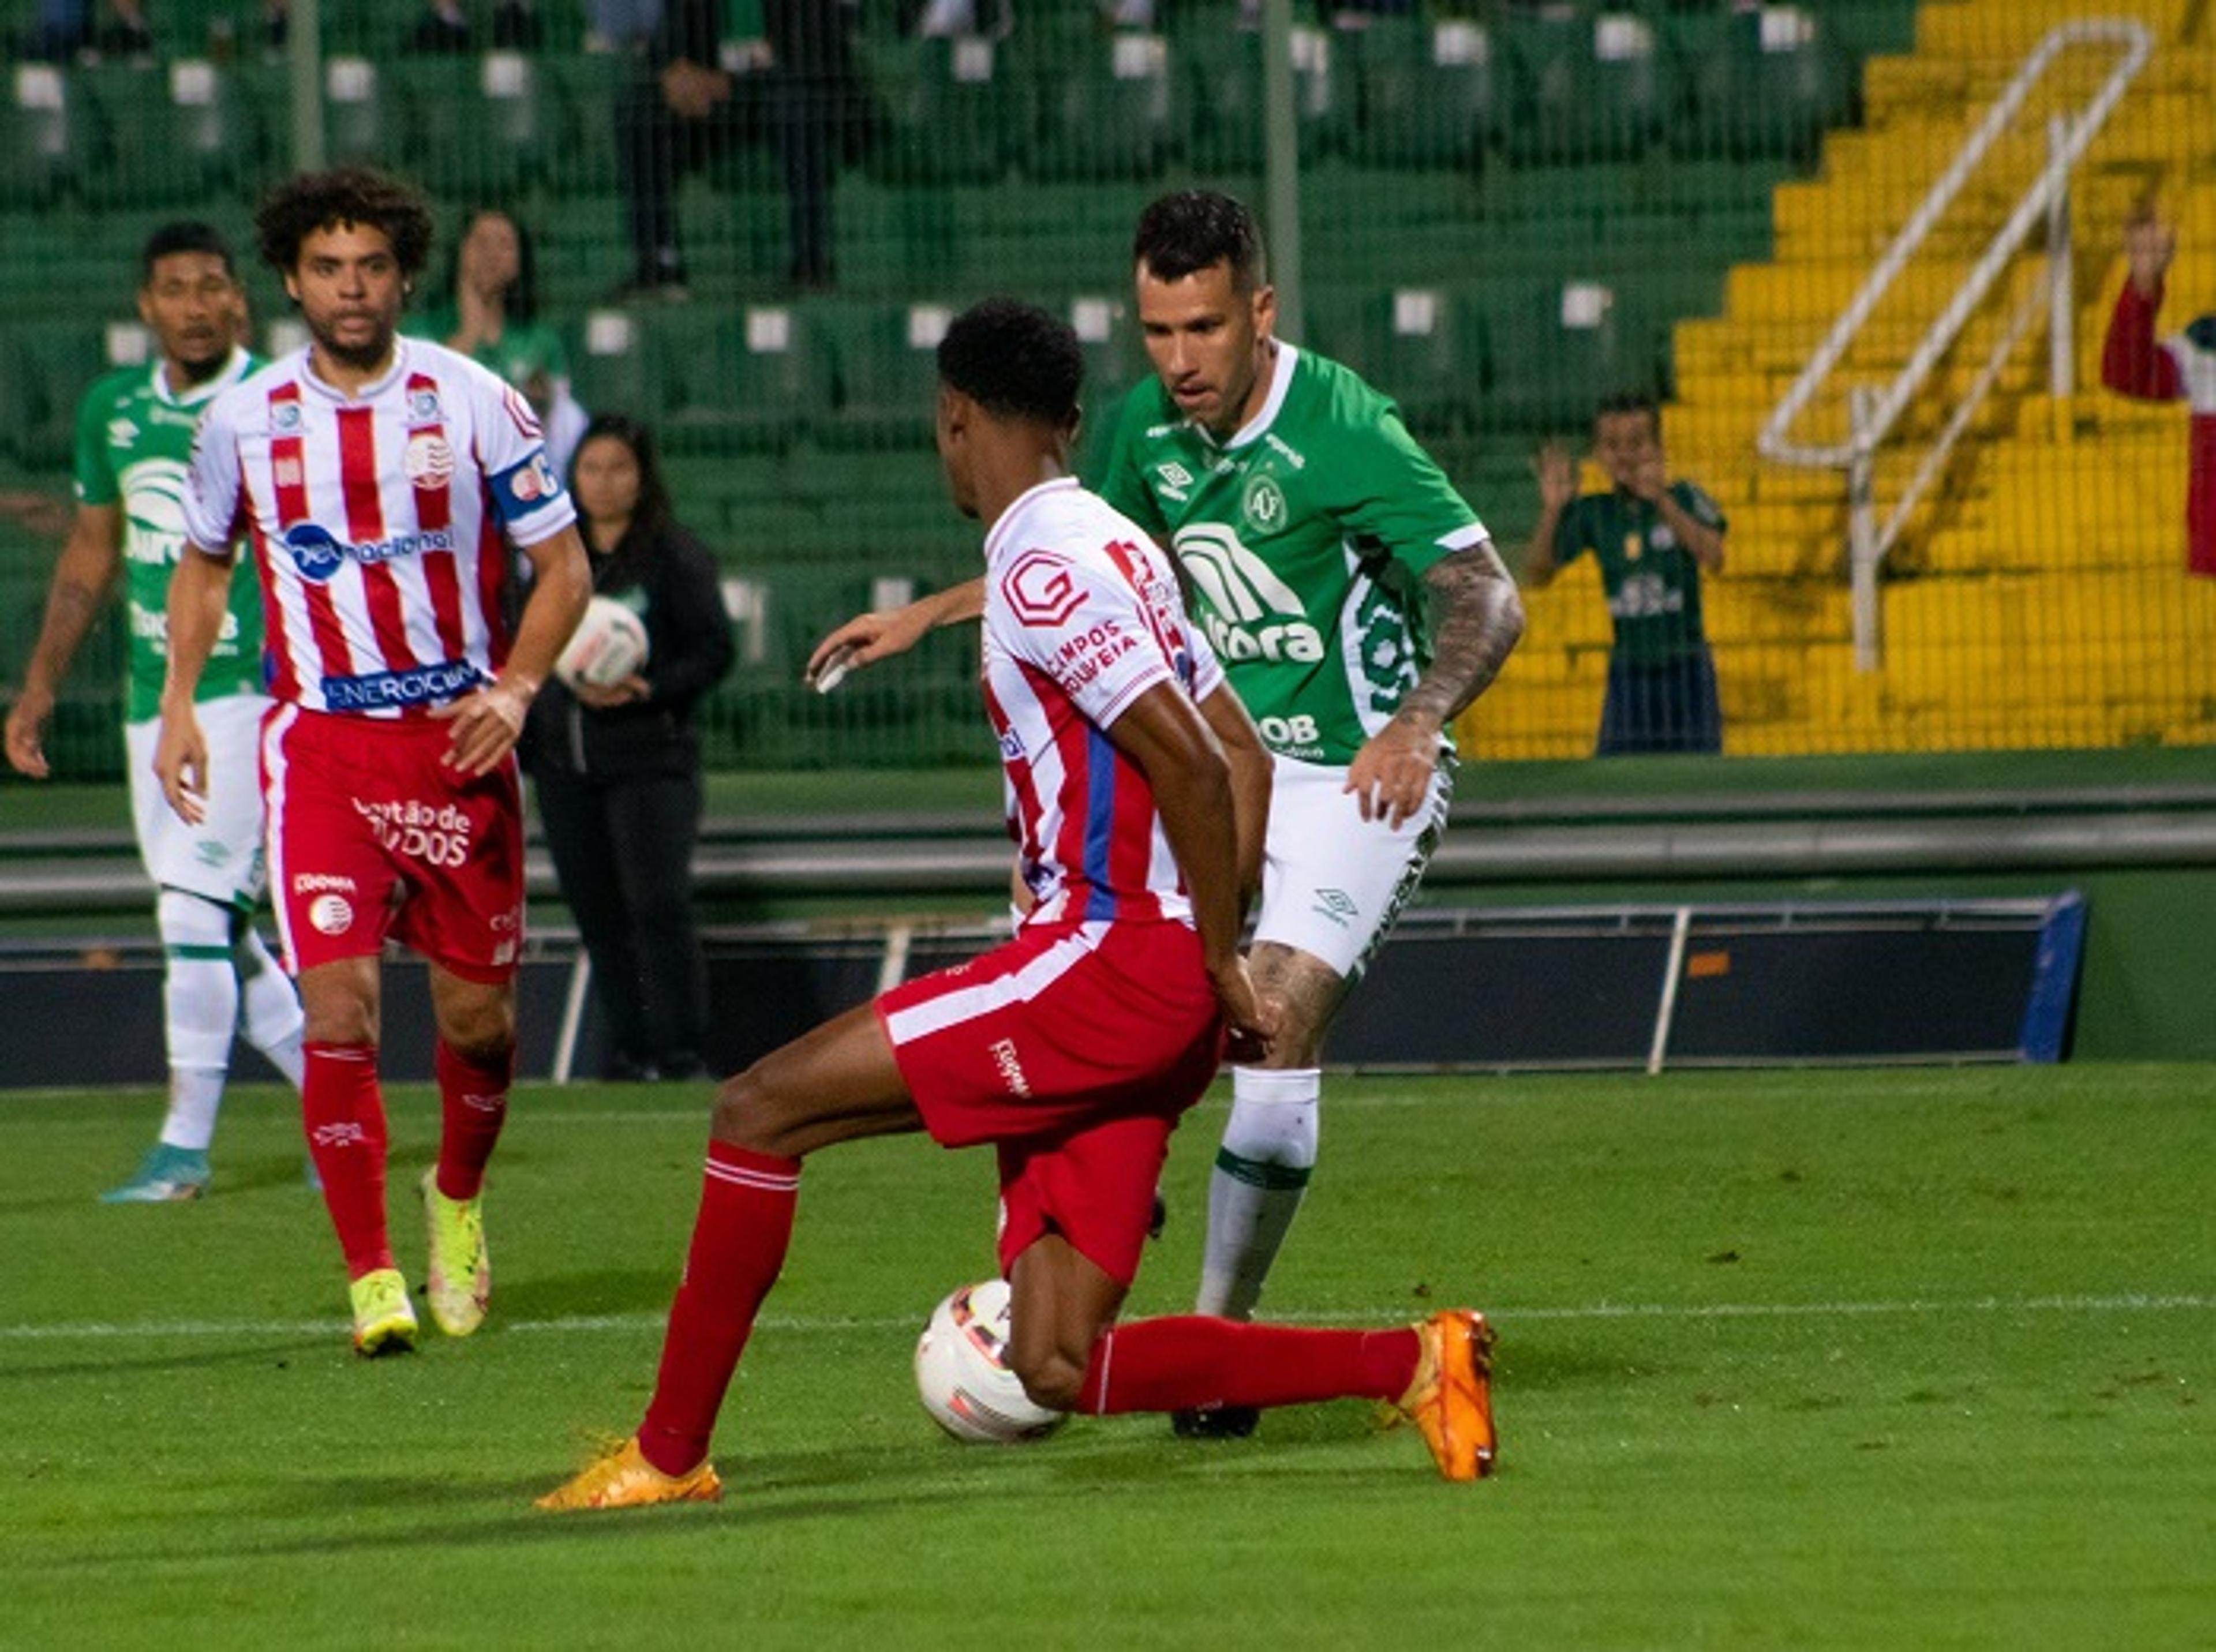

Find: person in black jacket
529;414;735;1081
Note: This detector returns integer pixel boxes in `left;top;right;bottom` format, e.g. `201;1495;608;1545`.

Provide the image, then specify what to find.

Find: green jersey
1091;344;1485;764
1552;482;1725;666
73;347;264;722
407;308;570;396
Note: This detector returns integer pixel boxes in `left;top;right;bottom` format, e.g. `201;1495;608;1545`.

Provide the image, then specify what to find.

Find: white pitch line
0;1292;2205;1344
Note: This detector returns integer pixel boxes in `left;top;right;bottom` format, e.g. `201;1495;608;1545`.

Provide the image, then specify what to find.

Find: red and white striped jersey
982;477;1225;929
182;338;578;716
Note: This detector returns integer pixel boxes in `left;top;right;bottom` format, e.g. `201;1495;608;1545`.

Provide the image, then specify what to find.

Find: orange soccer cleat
1398;1309;1497;1481
535;1437;724;1513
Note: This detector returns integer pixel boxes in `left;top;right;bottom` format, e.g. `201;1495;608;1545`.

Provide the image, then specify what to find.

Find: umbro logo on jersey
407;388;443;424
269;402;303;435
1001;549;1086;628
1154;462;1193;501
108;417;138;447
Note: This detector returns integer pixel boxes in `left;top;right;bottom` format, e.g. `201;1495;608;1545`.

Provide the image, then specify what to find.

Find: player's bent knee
1006;1346;1085;1413
709;1068;799;1157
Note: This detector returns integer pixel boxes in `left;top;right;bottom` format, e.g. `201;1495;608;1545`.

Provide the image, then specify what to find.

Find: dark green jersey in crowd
1552;481;1727;666
72;347;264;722
1090;343;1487;765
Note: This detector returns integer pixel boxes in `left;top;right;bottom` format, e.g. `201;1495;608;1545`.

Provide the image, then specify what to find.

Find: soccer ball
555;595;650;690
914;1279;1065;1444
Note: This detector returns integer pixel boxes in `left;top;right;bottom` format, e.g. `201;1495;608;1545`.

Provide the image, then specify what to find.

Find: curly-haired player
155;167;593;1355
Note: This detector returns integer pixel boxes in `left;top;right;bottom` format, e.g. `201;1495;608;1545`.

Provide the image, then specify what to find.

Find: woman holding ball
527;414;735;1081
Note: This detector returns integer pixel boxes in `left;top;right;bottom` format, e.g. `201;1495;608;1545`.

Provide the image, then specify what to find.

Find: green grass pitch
1;1066;2208;1647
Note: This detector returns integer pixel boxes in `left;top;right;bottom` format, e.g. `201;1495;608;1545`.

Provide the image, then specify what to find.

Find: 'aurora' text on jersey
1092;343;1485;764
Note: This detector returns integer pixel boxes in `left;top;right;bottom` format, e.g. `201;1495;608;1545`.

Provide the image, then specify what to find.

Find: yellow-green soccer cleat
420;1168;491;1338
349;1267;419;1358
1397;1309;1498;1482
99;1142;210;1203
536;1437;723;1513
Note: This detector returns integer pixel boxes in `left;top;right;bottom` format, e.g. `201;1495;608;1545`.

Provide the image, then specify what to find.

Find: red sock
1077;1316;1421;1417
433;1039;511;1201
302;1040;391;1279
637;1141;803;1477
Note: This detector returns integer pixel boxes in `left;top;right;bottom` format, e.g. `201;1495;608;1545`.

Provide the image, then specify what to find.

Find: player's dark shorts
877;916;1223;1287
1598;650;1723;755
260;705;526;983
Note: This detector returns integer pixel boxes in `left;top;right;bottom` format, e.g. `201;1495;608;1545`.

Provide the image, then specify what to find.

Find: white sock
157;890;241;1152
237;927;306;1090
1195;1066;1320;1321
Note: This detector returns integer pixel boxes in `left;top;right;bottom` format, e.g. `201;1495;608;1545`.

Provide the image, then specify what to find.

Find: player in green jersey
1523;392;1728;754
808;191;1523;1438
3;222;306;1202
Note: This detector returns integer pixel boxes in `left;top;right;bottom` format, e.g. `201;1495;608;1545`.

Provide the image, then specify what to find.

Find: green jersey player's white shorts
1252;752;1452;982
123;692;272;908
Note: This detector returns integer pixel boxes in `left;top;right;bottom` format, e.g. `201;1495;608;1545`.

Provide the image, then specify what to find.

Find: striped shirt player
879;478;1236;1280
181;337;575;984
2101;270;2216;578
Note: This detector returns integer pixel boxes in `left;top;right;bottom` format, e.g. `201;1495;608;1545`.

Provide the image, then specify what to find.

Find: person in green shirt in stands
1523;391;1728;755
410;207;589;477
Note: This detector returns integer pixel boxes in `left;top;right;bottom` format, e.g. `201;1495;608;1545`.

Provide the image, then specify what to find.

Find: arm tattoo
1398;545;1525;727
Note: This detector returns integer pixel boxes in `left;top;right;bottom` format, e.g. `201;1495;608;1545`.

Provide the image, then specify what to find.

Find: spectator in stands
526;415;733;1082
17;0;148;60
1522;392;1728;755
411;207;589;478
405;0;473;54
2101;210;2216;579
766;0;856;290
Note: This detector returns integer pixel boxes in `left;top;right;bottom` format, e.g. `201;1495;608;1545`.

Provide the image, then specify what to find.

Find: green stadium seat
1172;16;1352;174
858;36;1029;186
1;324;110;469
1305;286;1484;439
1676;9;1849;165
321;54;398;167
659;306;829;455
563;308;670;423
396;54;556;196
1478;280;1674;437
1030;33;1177;183
0;64;95;205
539;54;623;196
1349;16;1503;170
1501;12;1673;166
816;301;948;451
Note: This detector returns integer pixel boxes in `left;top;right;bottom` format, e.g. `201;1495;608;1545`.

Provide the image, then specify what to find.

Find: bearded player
155;168;592;1354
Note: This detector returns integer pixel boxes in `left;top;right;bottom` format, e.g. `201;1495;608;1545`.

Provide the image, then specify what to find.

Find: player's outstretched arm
437;523;593;777
805;577;986;690
1347;541;1525;827
153;544;233;824
1107;680;1278;1062
5;502;122;779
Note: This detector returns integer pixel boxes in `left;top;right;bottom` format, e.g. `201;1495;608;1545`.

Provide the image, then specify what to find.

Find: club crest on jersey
1242;474;1287;534
1001;549;1086;628
405;432;455;488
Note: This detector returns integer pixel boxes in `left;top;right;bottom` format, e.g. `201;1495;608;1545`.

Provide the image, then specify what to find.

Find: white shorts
125;693;272;909
1252;752;1453;982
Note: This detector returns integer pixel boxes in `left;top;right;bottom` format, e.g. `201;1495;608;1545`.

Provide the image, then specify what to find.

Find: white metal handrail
1758;19;2151;470
1755;18;2153;670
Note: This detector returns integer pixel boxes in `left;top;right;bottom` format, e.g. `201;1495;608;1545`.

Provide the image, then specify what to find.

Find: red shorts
260;705;526;983
878;917;1224;1286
